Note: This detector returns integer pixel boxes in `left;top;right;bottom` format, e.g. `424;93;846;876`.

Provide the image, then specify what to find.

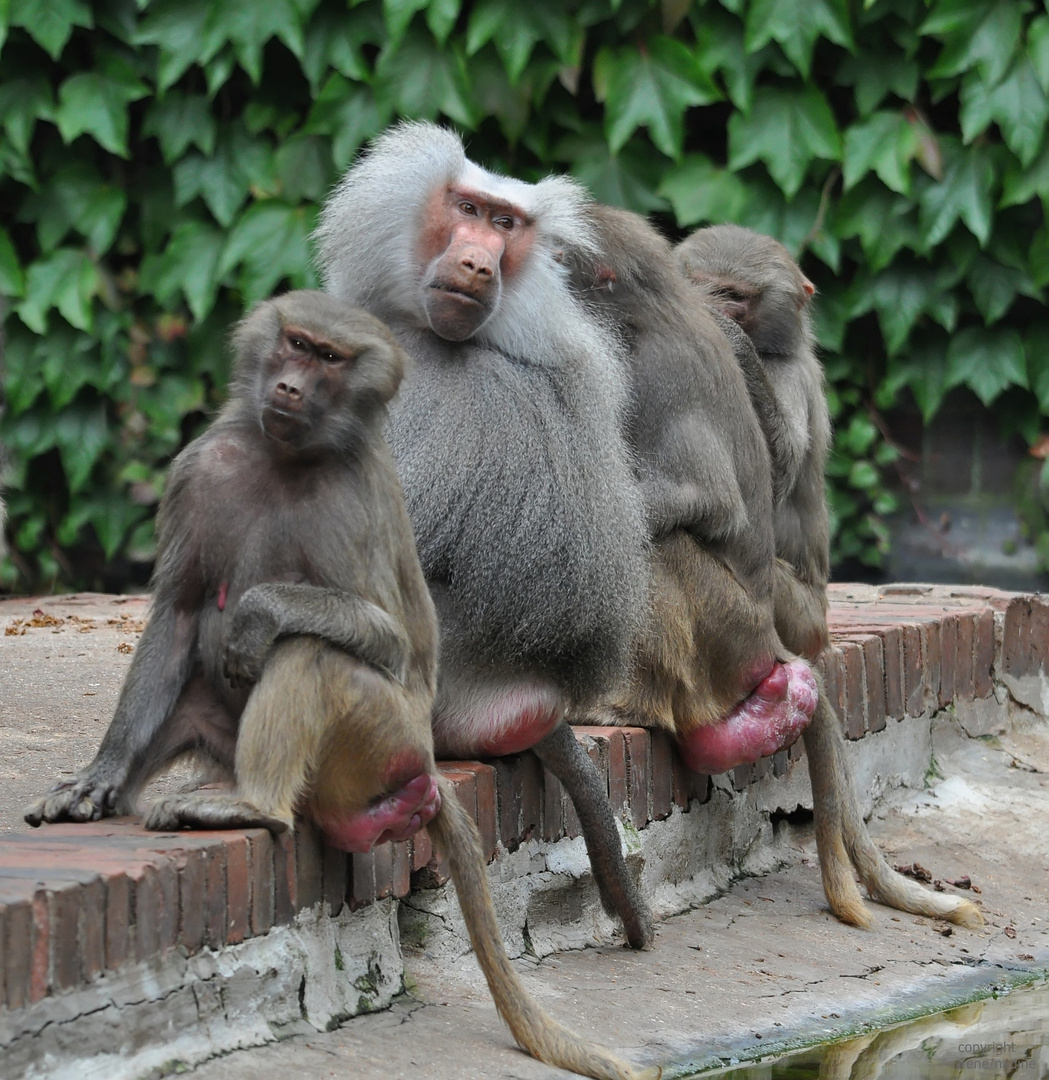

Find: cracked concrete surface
180;709;1048;1080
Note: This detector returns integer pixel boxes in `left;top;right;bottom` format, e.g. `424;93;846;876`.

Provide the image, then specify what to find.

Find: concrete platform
1;586;1047;1080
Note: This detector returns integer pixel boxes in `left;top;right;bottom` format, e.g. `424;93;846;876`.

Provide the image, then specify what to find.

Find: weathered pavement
1;593;1047;1078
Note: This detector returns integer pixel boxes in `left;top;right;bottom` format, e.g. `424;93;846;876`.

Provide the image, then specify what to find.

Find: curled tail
427;776;661;1080
804;691;983;929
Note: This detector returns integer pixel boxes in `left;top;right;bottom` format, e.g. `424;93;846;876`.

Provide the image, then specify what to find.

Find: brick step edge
1;583;1044;1012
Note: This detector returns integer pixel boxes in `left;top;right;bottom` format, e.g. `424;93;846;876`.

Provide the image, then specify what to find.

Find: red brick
178;848;206;955
371;843;394;901
649;730;674;820
974;607;995;698
133;864;160;963
5;899;32;1009
295;823;324;913
273;830;296;925
321;844;348;916
841;641;866;739
902;623;924;715
106;873;131;969
203;847;227;949
731;763;752;791
50;883;84;991
670;738;694;809
1028;596;1049;675
248;830;275;936
922;620;942;712
604;728;629;816
860;635;886;734
879;626;905;720
938;614;958;709
541;766;567;842
443;762;497;862
225;835;250;943
772;749;790;778
80;876;106;980
409;829;432;872
954;613;976;701
622;727;651;828
350;851;376;909
391;841;412;898
818;647;846;720
29;891;49;1002
1004;596;1033;673
750;755;771;783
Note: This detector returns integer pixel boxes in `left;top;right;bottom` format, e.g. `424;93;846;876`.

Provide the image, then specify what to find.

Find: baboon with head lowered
25;291;659;1080
566;205;819;774
314;123;655;948
675;224;981;929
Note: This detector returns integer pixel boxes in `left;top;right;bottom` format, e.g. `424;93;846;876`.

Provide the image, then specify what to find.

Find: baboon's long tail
805;688;983;929
427;776;661;1080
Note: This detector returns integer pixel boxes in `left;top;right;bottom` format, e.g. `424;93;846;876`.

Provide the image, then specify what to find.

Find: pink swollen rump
314;773;441;853
677;660;818;775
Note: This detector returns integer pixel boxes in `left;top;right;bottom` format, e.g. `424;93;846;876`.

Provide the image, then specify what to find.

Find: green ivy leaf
837;52;920;116
275;135;332;203
54;69;148;157
139;220;225;322
558;131;668;214
851;262;959;354
218;202;319;303
465;50;558;144
842;110;919;194
300;5;379;89
143;94;217;166
692;8;764;112
966;254;1040;325
0;78;53;155
922;0;1026;86
945;325;1026;404
836;181;925;272
53;401;109;494
0;226;25;297
221;0;309;83
734;181;826;260
22;165;127;255
1029;14;1049;93
883;338;949;422
58;491;142;557
426;0;462;45
1000;141;1049;209
467;2;581;83
16;248;100;333
1025;323;1049;412
384;0;430;43
374;28;477;128
134;0;229;92
173;129;277;227
594;38;720;160
659;154;749;226
744;0;854;80
728;86;841;198
918;140;997;246
959;56;1048;166
305;77;391;171
9;0;93;60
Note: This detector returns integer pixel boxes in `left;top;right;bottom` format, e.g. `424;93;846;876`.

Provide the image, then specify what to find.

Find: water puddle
693;979;1048;1079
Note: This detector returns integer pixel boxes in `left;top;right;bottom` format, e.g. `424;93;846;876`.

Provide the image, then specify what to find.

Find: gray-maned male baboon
675;224;981;929
314;122;655;949
25;291;661;1080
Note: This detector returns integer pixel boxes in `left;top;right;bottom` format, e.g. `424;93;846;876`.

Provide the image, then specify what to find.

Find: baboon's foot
678;659;818;774
314;773;441;853
144;793;289;834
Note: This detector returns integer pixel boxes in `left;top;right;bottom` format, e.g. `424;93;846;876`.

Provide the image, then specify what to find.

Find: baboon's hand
24;772;124;826
223;610;274;688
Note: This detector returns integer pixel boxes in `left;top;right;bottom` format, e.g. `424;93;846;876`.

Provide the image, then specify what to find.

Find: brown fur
26;292;661;1079
677;226;981;930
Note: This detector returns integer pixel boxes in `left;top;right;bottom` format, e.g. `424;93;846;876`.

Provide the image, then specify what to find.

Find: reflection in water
699;980;1048;1080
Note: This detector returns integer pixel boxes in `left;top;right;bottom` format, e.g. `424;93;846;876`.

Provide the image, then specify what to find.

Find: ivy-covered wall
1;0;1047;592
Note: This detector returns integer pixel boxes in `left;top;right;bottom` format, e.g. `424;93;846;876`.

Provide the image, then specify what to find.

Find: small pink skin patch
217;582;228;611
314;773;441;853
677;659;818;775
472;698;562;757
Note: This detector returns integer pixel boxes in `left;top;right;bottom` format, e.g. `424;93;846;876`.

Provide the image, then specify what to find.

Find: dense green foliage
1;0;1047;591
